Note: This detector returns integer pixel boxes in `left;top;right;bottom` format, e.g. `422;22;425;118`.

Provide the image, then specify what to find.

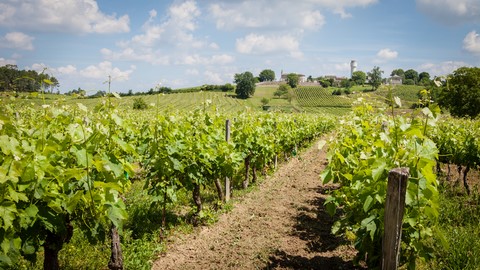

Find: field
371;84;424;106
1;84;479;270
2;85;354;115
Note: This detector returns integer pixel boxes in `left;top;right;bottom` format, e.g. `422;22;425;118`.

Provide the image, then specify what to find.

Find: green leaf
7;186;28;203
77;103;88;112
111;92;121;99
394;96;402;108
363;195;374;213
331;220;341;235
72;146;88;167
21;164;35;184
367;220;377;240
94;181;122;192
335;151;346;164
320;168;332;184
106;204;127;229
65;191;84;213
318;140;327;150
361;215;377;240
371;159;387;182
421;107;433;118
111;113;123;126
25;204;38;218
0;202;17;229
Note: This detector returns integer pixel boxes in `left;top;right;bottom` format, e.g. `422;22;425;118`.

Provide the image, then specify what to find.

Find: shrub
133;97;148;110
274;84;291;98
332;89;342;95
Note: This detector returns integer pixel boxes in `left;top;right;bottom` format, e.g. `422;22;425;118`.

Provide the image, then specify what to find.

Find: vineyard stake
225;119;231;202
382;167;409;270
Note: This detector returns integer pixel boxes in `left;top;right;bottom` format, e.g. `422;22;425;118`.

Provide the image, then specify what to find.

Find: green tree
439;67;480;118
352;71;366;86
0;65;60;92
286;73;299;88
405;69;419;85
258;69;275;82
404;79;415;85
221;83;234;92
340;79;353;89
419;72;431;86
319;79;331;88
368;66;383;91
274;84;291;98
234;71;256;99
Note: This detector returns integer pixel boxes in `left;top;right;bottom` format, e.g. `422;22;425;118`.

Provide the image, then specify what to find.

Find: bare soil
438;163;480;193
152;141;363;270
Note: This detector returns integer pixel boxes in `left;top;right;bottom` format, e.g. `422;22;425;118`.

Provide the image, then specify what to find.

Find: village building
280;72;307;83
388;75;403;85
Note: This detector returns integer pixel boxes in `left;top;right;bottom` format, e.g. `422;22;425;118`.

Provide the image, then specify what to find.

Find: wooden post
225;119;231;202
274;122;278;169
382;167;409;270
108;226;123;270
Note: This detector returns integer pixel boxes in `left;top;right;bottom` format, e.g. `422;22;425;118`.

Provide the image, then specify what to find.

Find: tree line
0;64;59;93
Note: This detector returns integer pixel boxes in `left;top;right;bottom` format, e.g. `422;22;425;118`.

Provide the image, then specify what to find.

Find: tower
350;60;357;78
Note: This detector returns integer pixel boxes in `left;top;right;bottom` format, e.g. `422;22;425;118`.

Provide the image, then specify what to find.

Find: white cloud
209;0;376;30
334;63;351;72
301;11;326;29
210;54;235;65
186;68;199;76
209;42;220;50
101;47;171;65
376;48;398;60
0;58;16;66
102;1;205;65
236;34;303;58
416;0;480;24
177;54;235;65
463;31;480;55
29;61;134;81
419;61;470;76
79;61;135;81
0;32;34;50
57;65;77;75
203;70;224;84
0;0;129;33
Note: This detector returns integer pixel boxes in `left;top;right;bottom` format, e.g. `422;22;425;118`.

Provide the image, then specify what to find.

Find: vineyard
0;96;335;269
5;91;252;114
372;85;424;107
294;86;353;108
1;89;480;269
321;101;480;269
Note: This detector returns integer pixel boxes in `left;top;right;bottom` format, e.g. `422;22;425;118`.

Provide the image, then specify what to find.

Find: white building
280;72;306;83
350;60;357;78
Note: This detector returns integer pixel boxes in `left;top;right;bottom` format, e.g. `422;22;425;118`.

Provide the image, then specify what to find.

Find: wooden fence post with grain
382;167;409;270
225;119;231;202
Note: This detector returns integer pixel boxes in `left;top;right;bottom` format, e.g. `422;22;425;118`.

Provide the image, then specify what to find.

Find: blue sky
0;0;479;93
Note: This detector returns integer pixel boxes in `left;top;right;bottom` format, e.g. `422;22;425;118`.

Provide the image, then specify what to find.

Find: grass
418;181;480;270
372;85;424;107
1;85;352;115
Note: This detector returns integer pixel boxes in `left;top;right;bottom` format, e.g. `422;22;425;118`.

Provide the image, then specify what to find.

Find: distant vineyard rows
294;86;353;108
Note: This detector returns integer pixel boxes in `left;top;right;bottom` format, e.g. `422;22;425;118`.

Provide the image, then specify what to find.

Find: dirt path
152;140;360;270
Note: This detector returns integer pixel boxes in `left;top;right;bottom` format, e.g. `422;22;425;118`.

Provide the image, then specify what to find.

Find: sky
0;0;479;93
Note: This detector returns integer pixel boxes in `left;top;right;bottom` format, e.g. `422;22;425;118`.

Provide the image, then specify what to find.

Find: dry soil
152;140;362;270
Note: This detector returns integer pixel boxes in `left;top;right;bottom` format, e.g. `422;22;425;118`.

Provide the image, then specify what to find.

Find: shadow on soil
264;185;365;270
